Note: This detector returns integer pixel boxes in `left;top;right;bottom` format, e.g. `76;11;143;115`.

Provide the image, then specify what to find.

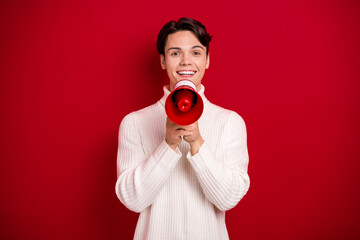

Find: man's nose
180;54;192;65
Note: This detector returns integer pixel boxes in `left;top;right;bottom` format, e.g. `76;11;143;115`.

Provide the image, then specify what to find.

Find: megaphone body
165;80;204;126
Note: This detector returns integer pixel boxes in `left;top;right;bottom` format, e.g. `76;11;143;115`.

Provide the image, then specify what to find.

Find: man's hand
165;118;204;155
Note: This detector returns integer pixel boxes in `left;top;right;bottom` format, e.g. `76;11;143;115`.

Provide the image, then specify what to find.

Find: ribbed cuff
153;139;182;171
187;141;218;173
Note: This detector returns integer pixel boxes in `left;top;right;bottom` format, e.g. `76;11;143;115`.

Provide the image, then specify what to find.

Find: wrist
165;138;179;151
190;138;204;155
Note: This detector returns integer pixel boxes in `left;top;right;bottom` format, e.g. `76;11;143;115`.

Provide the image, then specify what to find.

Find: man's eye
193;51;201;55
171;52;180;56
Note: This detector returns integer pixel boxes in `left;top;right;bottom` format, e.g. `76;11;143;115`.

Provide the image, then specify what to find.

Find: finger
167;117;181;126
167;118;176;126
186;125;195;130
175;124;188;131
183;135;194;143
174;130;189;136
167;118;186;128
179;130;192;136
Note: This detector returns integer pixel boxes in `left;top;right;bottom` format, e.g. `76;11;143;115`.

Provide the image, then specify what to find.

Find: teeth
177;71;195;75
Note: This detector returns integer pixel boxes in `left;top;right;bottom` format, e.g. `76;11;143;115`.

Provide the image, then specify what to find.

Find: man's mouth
177;70;196;76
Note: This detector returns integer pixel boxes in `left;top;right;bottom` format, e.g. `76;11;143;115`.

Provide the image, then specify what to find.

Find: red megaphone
165;80;204;125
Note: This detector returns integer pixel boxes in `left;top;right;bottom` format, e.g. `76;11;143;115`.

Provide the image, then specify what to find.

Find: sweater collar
159;84;208;106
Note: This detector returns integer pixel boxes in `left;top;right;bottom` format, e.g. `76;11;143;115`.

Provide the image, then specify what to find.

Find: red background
1;0;359;239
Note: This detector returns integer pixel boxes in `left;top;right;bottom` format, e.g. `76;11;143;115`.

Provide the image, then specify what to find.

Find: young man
115;17;250;240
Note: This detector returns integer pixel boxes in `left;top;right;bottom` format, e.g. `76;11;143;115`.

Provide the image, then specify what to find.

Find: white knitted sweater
115;85;250;240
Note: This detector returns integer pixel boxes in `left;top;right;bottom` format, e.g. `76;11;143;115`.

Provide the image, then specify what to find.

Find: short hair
156;17;212;56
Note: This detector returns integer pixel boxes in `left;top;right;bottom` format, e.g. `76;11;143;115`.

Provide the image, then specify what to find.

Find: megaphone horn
165;80;204;125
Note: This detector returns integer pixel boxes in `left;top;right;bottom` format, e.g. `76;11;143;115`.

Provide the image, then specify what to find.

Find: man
115;17;250;240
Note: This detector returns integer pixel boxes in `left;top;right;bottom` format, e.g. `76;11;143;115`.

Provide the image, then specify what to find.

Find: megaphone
165;80;204;125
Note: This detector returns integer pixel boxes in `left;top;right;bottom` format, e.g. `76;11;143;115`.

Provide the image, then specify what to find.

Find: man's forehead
165;31;204;49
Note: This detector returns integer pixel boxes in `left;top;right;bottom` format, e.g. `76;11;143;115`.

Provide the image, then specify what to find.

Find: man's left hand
182;121;204;156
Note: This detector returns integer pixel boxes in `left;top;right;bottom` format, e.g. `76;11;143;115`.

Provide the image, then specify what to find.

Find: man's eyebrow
192;45;205;50
167;47;181;51
167;45;205;51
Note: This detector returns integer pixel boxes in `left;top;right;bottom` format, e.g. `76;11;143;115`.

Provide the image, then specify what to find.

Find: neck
170;82;201;92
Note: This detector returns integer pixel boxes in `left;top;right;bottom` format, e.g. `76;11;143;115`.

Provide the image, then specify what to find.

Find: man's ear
206;52;210;69
160;54;166;70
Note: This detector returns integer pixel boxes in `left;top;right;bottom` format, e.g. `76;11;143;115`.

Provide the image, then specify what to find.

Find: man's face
160;30;210;91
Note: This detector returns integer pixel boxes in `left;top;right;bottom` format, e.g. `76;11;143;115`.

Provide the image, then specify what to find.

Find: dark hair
156;17;212;56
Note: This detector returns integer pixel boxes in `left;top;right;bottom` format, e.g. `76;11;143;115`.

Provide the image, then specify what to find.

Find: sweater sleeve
115;113;182;213
187;111;250;211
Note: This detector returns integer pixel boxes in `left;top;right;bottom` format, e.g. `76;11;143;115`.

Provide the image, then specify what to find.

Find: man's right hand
165;118;190;151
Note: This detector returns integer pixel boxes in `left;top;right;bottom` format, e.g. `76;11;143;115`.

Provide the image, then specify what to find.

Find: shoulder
210;103;248;144
120;101;163;127
206;101;246;127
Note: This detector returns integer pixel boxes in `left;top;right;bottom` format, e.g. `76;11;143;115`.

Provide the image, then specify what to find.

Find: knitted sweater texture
115;85;250;240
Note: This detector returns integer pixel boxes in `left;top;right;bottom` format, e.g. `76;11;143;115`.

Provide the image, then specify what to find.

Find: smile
177;70;196;76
